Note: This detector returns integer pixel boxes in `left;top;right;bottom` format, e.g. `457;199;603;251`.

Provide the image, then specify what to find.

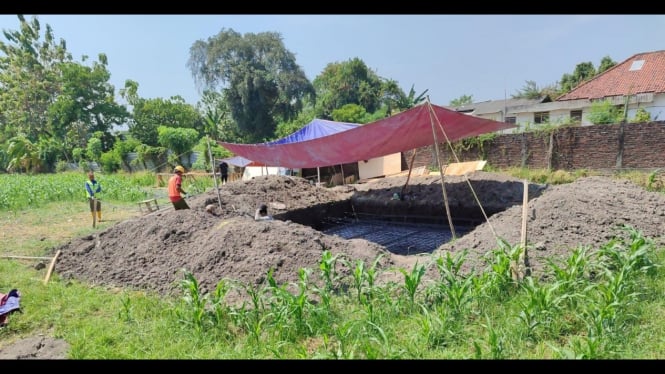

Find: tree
188;28;314;142
121;80;203;146
449;94;474;107
512;80;543;100
598;55;617;74
312;57;384;119
560;61;596;93
157;126;199;166
587;99;622;125
48;55;129;155
0;15;71;143
331;104;368;123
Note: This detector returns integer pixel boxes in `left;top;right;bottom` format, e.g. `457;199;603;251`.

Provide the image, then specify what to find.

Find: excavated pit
267;173;544;255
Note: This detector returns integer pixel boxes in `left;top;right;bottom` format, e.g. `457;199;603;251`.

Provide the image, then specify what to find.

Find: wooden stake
44;250;61;285
517;179;530;280
428;103;456;239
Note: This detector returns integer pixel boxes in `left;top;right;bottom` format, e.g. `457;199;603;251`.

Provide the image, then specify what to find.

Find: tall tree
312;57;384;119
188;28;314;142
598;55;617;74
560;61;596;93
0;15;71;143
47;55;129;155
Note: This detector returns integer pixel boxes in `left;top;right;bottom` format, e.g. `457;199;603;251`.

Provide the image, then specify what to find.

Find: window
505;116;516;124
570;110;582;123
534;112;549;124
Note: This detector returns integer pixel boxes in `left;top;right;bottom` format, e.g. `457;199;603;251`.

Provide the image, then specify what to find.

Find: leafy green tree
121;80;203;146
331;104;368;123
312;57;384;119
274;105;317;139
560;61;596;93
396;84;428;111
0;15;71;143
6;134;43;173
587;100;622;125
157;126;199;163
449;94;474;107
86;136;102;162
598;55;617;74
188;28;314;142
48;56;129;154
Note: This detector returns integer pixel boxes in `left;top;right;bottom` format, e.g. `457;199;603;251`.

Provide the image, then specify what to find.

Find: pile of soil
52;172;665;298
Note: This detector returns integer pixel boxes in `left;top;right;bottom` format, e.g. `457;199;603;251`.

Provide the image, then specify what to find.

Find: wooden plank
1;255;52;260
43;250;61;285
443;160;487;176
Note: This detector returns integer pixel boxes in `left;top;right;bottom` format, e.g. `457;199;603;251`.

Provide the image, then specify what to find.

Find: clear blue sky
1;15;663;107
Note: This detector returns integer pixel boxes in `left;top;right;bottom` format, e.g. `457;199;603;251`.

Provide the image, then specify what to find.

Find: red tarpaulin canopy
219;103;516;169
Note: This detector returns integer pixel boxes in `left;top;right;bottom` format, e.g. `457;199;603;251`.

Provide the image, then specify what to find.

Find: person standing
219;161;229;185
85;171;102;222
168;165;190;210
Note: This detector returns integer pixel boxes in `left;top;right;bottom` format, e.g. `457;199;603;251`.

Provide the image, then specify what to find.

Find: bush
99;151;122;174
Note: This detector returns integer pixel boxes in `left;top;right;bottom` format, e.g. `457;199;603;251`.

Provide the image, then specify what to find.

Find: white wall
358;153;402;180
242;166;291;180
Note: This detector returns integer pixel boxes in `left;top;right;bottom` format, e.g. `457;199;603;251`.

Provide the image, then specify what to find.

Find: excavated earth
51;171;665;298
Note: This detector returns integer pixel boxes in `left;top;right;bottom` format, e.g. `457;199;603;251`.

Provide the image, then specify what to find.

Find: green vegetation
0;171;216;212
1;171;665;358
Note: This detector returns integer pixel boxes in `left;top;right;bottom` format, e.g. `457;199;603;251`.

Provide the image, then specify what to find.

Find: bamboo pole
1;255;53;260
43;250;61;285
428;102;456;239
400;149;418;199
516;179;530;281
207;136;223;211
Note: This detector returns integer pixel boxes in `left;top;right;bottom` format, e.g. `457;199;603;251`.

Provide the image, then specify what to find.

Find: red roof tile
557;50;665;101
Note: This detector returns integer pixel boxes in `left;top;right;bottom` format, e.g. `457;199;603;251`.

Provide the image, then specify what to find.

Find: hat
174;165;185;173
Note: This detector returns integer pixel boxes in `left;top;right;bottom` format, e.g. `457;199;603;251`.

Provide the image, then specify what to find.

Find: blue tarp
266;119;360;145
222;119;360;167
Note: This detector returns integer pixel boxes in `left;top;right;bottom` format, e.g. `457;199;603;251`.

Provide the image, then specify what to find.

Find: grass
1;169;665;358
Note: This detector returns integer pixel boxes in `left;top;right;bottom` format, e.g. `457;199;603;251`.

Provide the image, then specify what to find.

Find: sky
0;14;664;108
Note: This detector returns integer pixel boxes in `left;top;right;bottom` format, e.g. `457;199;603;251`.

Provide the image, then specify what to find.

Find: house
455;50;665;129
448;97;550;123
554;49;665;124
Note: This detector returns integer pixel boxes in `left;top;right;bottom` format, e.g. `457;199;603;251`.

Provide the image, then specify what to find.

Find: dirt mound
52;173;665;298
53;175;392;298
436;176;665;277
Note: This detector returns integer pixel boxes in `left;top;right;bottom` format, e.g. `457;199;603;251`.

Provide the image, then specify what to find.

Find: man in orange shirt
168;165;190;210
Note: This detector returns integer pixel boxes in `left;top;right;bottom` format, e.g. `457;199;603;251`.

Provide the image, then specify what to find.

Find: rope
426;101;499;241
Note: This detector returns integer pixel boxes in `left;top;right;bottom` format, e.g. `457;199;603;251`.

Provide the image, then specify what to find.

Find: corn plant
319;250;341;292
517;277;565;340
350;259;366;305
209;278;231;328
428;250;475;318
480;314;505;359
482;238;522;300
176;269;209;333
231;281;270;345
400;261;426;309
597;225;657;278
265;269;292;335
118;294;133;323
